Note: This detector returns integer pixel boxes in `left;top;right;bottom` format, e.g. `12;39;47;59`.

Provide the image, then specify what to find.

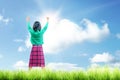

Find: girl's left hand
46;17;49;22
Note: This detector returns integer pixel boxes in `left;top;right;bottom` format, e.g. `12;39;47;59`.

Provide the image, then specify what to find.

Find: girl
26;16;49;69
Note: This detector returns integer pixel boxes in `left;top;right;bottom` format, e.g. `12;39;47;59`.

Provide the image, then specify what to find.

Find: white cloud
46;62;82;71
116;33;120;39
25;35;32;48
90;63;100;68
90;52;114;63
25;12;110;54
0;14;11;24
79;53;88;57
14;36;31;52
13;60;28;69
89;51;120;69
116;50;120;55
73;53;88;57
44;18;109;53
110;62;120;68
14;39;23;42
18;46;26;52
0;15;3;20
13;61;82;70
0;54;3;59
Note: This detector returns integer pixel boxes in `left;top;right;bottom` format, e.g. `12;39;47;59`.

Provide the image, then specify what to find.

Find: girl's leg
40;65;45;69
41;67;45;69
29;67;32;70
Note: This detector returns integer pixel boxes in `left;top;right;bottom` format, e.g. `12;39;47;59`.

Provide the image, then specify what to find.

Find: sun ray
39;10;61;27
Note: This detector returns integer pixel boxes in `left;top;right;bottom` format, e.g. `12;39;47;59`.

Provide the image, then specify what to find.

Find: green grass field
0;67;120;80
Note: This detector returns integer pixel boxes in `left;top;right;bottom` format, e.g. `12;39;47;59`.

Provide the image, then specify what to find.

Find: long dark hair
33;21;41;32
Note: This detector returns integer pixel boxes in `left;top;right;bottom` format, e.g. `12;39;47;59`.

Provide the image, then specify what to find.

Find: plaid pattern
29;45;45;67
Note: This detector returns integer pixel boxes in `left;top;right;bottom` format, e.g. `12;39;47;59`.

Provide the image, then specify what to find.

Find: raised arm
41;17;49;34
46;17;49;22
26;16;33;32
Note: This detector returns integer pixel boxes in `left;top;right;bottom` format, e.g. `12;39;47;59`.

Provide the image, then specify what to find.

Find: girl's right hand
26;16;30;22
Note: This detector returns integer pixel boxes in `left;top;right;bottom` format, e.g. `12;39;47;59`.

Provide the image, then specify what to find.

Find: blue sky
0;0;120;70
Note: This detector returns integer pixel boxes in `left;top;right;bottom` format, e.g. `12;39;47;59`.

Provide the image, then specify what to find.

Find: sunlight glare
40;11;60;26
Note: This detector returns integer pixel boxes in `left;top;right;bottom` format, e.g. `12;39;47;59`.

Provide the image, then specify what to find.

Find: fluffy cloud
14;37;31;52
0;54;3;59
46;62;82;71
110;62;120;68
78;53;88;57
18;46;26;52
90;51;120;68
116;33;120;39
13;61;82;70
25;13;110;53
14;39;23;42
90;52;114;63
25;35;32;48
0;14;11;24
43;18;110;53
14;39;26;52
90;62;120;69
13;60;28;69
90;63;100;68
116;50;120;55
